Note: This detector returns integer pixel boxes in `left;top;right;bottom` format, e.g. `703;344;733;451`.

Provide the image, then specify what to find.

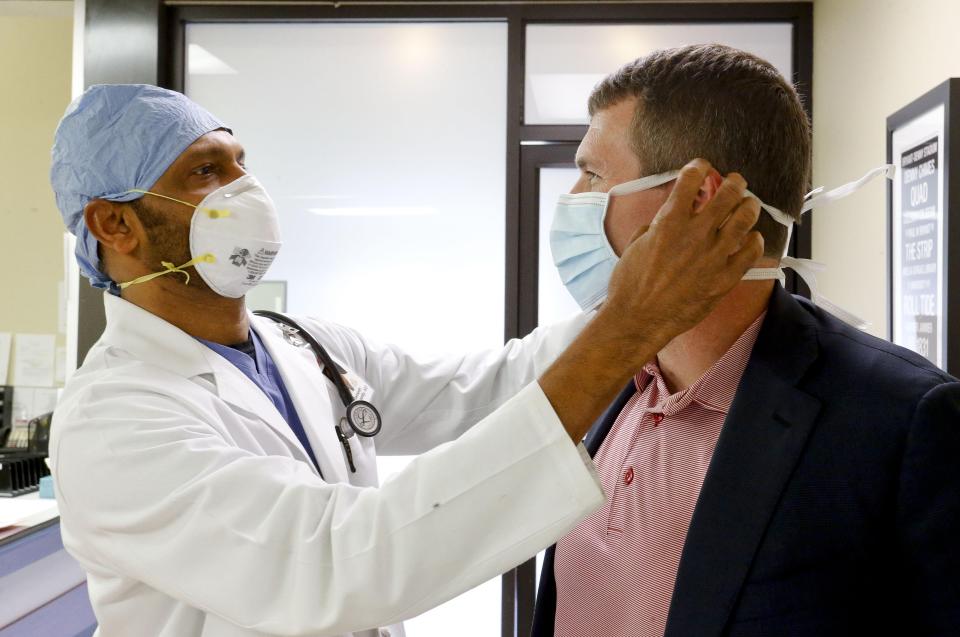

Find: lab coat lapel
664;285;822;637
100;292;318;469
201;343;319;471
252;316;350;484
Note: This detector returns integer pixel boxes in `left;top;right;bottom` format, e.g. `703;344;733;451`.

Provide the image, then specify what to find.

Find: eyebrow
576;156;591;171
183;145;246;166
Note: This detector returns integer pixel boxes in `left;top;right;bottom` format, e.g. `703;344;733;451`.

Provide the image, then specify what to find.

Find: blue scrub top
198;329;322;474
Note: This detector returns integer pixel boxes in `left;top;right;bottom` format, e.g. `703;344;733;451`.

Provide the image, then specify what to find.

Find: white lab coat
51;293;603;637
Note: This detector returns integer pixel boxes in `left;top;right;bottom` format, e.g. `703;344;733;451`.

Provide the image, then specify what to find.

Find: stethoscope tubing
253;310;359;415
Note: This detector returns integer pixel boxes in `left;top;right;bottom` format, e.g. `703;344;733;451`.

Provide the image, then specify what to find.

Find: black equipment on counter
0;450;50;497
0;386;12;448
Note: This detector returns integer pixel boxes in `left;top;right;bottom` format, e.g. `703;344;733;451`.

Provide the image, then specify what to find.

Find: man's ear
83;199;141;257
692;168;724;213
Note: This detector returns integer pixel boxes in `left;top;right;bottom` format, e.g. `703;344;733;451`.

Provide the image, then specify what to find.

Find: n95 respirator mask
118;174;282;299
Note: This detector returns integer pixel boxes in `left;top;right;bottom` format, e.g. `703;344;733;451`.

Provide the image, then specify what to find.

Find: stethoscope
254;310;381;473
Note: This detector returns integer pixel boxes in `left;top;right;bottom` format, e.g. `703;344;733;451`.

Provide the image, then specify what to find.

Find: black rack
0;386;12;448
0;450;50;497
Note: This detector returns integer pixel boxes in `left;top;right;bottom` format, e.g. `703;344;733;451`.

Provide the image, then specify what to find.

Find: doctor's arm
53;380;602;636
323;161;764;452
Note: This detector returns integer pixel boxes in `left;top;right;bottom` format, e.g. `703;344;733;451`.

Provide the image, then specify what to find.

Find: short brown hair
589;44;811;256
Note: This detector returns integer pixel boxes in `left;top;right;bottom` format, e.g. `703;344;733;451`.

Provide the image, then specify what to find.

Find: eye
193;164;216;176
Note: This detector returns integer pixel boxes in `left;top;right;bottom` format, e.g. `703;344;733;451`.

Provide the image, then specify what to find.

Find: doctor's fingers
651;159;713;228
719;231;765;291
715;196;762;254
696;171;749;234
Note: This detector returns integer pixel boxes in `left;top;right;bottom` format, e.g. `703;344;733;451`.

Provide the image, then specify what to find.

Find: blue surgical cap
50;84;229;290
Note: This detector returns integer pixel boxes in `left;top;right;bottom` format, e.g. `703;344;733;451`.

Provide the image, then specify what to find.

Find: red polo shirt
553;313;766;637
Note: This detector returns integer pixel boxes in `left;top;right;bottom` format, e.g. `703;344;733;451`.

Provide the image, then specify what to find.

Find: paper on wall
32;388;58;415
12;334;55;388
55;346;66;385
58;280;67;335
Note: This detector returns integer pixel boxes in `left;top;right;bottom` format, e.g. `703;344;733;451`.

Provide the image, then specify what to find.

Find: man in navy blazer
533;45;960;636
534;284;960;636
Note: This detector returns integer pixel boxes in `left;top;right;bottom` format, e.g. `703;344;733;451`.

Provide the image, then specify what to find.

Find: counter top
0;493;59;547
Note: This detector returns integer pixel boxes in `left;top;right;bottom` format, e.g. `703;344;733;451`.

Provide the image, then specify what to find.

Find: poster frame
887;78;960;376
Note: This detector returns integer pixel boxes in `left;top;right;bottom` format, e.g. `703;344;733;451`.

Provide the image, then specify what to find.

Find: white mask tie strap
781;256;870;329
743;259;869;329
800;165;896;214
756;164;896;228
626;164;887;330
607;170;682;196
742;267;785;286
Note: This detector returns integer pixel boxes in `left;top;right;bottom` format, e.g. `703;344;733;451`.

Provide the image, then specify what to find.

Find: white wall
812;0;960;337
0;1;73;379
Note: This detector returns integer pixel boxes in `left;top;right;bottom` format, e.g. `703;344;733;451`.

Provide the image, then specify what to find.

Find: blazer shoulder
794;294;954;390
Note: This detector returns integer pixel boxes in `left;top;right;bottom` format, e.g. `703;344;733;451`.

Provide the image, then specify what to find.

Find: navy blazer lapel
664;285;823;637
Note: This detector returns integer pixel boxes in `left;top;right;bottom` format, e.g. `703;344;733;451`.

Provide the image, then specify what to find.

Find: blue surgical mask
551;172;679;312
550;165;895;327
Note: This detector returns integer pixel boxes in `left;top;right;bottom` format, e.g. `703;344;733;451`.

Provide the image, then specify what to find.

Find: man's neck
656;281;774;394
120;281;249;345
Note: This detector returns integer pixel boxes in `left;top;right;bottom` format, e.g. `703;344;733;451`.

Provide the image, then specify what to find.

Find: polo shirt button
652;413;664;426
623;467;634;485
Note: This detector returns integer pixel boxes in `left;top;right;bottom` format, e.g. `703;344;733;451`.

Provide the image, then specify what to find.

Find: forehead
575;98;638;168
176;129;242;163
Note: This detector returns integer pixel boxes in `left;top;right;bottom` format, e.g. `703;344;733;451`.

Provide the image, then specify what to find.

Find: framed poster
887;79;960;375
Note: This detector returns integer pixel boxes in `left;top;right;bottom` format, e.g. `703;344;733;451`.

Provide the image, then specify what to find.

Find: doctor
48;84;762;637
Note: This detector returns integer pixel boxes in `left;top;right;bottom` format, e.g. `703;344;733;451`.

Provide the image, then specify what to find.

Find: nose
226;162;247;182
569;173;590;195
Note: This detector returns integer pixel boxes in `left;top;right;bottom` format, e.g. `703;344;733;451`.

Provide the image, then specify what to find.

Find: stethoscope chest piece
345;400;382;437
254;309;384;454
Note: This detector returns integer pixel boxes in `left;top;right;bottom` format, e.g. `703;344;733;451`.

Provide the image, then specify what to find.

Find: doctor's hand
539;158;763;442
602;158;764;345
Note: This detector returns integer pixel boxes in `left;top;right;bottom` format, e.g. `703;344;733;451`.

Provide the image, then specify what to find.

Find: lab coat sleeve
299;311;593;454
53;378;603;636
